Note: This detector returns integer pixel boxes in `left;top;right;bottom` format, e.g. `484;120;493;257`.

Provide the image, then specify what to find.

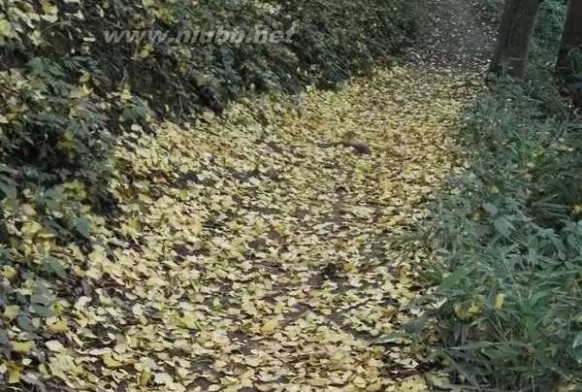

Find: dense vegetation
423;1;582;390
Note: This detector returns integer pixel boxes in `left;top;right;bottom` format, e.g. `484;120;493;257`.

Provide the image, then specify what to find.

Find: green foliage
424;78;582;390
421;2;582;389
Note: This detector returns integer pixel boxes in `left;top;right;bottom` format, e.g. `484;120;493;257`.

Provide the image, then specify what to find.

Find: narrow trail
34;1;494;391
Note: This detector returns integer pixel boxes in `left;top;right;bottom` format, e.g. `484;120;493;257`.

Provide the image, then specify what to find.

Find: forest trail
25;1;493;391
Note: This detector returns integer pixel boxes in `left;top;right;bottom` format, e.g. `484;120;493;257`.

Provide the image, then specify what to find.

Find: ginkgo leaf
139;368;152;387
1;266;17;280
154;372;173;385
10;341;35;354
0;31;483;390
494;294;505;310
46;318;69;333
3;305;20;320
6;361;22;384
261;319;280;333
0;19;11;38
102;353;123;368
45;340;65;352
180;313;198;329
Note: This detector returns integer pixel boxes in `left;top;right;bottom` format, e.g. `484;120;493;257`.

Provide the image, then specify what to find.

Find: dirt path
403;0;496;71
80;68;469;392
20;2;495;391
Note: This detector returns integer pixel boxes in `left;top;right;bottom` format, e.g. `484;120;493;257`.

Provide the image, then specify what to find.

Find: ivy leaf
42;257;66;278
10;340;35;354
31;303;53;318
17;315;34;331
74;217;92;239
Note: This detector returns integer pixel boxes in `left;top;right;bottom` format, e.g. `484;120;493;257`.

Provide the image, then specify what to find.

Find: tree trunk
557;0;582;79
489;0;542;78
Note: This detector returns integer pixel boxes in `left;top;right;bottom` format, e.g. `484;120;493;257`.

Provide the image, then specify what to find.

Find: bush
420;1;582;390
423;78;582;390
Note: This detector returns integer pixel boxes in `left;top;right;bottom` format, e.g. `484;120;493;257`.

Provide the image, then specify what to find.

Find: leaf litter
0;0;499;385
0;61;486;391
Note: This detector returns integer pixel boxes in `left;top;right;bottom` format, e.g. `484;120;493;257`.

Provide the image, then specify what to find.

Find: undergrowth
422;1;582;390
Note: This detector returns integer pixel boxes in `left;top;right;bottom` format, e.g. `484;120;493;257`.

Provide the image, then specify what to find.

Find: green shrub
421;2;582;389
531;0;568;59
423;77;582;390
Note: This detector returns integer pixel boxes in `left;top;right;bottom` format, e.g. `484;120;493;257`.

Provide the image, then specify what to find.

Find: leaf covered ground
1;64;484;391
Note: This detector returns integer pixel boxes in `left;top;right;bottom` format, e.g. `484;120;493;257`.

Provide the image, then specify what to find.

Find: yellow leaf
45;340;65;352
154;372;173;385
494;294;505;310
133;44;154;60
399;264;412;285
397;375;428;392
6;361;22;384
58;132;74;150
0;19;12;38
40;0;58;14
47;317;69;333
85;267;102;280
180;313;198;329
79;72;91;84
352;376;367;388
70;85;92;99
3;305;20;321
555;384;577;392
261;319;279;334
119;88;132;103
126;217;140;231
21;204;36;216
454;296;484;321
467;302;482;317
10;341;35;354
102;353;123;368
307;377;327;387
139;368;152;387
29;29;42;46
1;266;17;280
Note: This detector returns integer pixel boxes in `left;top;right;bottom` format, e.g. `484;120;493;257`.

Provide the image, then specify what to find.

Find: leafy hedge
421;1;582;390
